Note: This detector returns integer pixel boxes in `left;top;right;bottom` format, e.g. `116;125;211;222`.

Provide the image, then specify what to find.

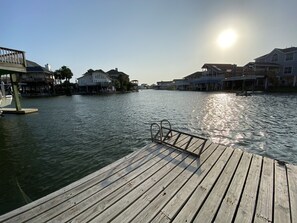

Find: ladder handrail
150;120;207;157
150;122;162;142
160;119;172;138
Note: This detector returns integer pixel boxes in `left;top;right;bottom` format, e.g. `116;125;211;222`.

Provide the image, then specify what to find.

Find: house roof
94;69;106;73
184;71;202;79
202;63;236;71
107;69;129;78
245;62;280;67
107;69;128;75
255;46;297;60
26;60;52;73
157;81;173;84
83;69;107;76
277;47;297;53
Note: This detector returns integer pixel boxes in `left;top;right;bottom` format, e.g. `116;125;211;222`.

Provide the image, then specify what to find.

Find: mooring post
10;73;22;111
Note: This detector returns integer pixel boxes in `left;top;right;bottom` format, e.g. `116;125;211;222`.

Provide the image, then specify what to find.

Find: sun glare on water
217;28;237;49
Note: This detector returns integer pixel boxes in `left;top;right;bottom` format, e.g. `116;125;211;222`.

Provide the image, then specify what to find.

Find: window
286;53;294;61
272;53;278;62
284;67;292;74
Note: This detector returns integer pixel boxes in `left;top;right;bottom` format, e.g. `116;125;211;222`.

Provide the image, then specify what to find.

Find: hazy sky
1;0;296;84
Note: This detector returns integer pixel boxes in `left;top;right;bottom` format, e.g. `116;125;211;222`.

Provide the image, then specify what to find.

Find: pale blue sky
1;0;297;84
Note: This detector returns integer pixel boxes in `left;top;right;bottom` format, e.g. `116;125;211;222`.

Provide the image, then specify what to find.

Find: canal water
1;90;297;214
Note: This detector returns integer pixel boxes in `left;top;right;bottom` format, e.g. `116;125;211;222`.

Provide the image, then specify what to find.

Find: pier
0;46;38;114
0;127;296;222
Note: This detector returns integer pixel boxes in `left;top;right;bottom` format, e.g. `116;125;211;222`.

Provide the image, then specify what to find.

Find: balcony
191;75;225;84
0;47;27;74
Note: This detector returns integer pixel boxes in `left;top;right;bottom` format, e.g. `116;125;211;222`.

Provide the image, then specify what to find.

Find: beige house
78;70;114;93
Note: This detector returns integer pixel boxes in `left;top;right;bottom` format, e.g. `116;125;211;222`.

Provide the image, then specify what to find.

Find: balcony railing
0;47;27;73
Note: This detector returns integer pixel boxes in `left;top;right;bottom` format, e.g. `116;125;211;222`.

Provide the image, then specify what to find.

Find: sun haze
217;28;237;49
1;0;297;84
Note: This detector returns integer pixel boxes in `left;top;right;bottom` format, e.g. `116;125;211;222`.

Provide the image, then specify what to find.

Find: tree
54;69;62;85
60;66;73;82
112;79;120;90
117;73;130;91
54;66;73;84
85;69;94;75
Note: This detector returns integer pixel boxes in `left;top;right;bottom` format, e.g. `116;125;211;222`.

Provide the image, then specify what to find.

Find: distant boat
236;91;252;96
0;81;13;115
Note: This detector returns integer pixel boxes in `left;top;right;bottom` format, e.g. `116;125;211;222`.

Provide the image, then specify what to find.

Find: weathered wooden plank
179;135;193;150
234;154;262;223
287;164;297;223
196;140;214;155
186;138;206;153
171;147;233;223
214;152;252;223
50;146;182;222
90;151;196;222
254;157;274;223
274;161;291;223
150;143;223;223
150;211;171;223
114;156;201;222
9;145;175;223
174;134;191;148
181;135;193;150
164;133;190;149
192;149;243;223
162;131;179;143
0;142;160;222
130;139;219;222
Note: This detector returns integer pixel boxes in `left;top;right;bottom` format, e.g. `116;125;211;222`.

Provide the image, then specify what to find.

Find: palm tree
60;66;73;82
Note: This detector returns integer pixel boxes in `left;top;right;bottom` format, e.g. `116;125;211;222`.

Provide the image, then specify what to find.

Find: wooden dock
1;108;38;114
0;130;296;222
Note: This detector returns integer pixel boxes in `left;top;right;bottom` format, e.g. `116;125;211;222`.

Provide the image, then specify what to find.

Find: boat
0;81;13;115
236;91;252;96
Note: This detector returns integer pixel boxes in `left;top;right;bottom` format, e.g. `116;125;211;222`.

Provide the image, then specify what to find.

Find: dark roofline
184;71;202;79
244;61;280;67
202;63;235;68
254;47;297;60
277;47;297;53
26;60;52;73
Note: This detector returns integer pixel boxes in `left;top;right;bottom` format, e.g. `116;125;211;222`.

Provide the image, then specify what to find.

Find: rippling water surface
1;90;297;214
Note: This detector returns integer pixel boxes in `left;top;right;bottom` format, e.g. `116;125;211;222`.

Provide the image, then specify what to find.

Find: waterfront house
77;69;114;93
253;47;297;87
106;68;129;80
107;68;130;91
15;60;54;96
184;71;203;90
130;80;139;91
222;65;264;91
173;79;190;90
197;64;237;90
155;46;297;91
156;81;174;90
242;62;279;90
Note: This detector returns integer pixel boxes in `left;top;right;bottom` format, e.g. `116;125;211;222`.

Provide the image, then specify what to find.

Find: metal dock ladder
150;120;207;157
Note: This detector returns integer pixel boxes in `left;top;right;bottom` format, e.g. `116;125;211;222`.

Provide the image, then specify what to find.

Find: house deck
0;131;296;223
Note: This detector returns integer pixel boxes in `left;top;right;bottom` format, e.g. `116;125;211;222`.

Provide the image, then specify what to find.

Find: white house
77;70;114;93
255;47;297;86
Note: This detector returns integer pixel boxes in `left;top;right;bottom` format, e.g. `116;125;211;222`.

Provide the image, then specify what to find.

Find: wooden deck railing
0;47;26;66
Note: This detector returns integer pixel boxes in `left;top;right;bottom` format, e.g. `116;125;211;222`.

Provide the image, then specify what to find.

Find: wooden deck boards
0;134;296;223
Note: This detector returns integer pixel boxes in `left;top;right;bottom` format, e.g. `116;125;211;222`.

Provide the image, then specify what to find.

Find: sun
217;28;237;49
